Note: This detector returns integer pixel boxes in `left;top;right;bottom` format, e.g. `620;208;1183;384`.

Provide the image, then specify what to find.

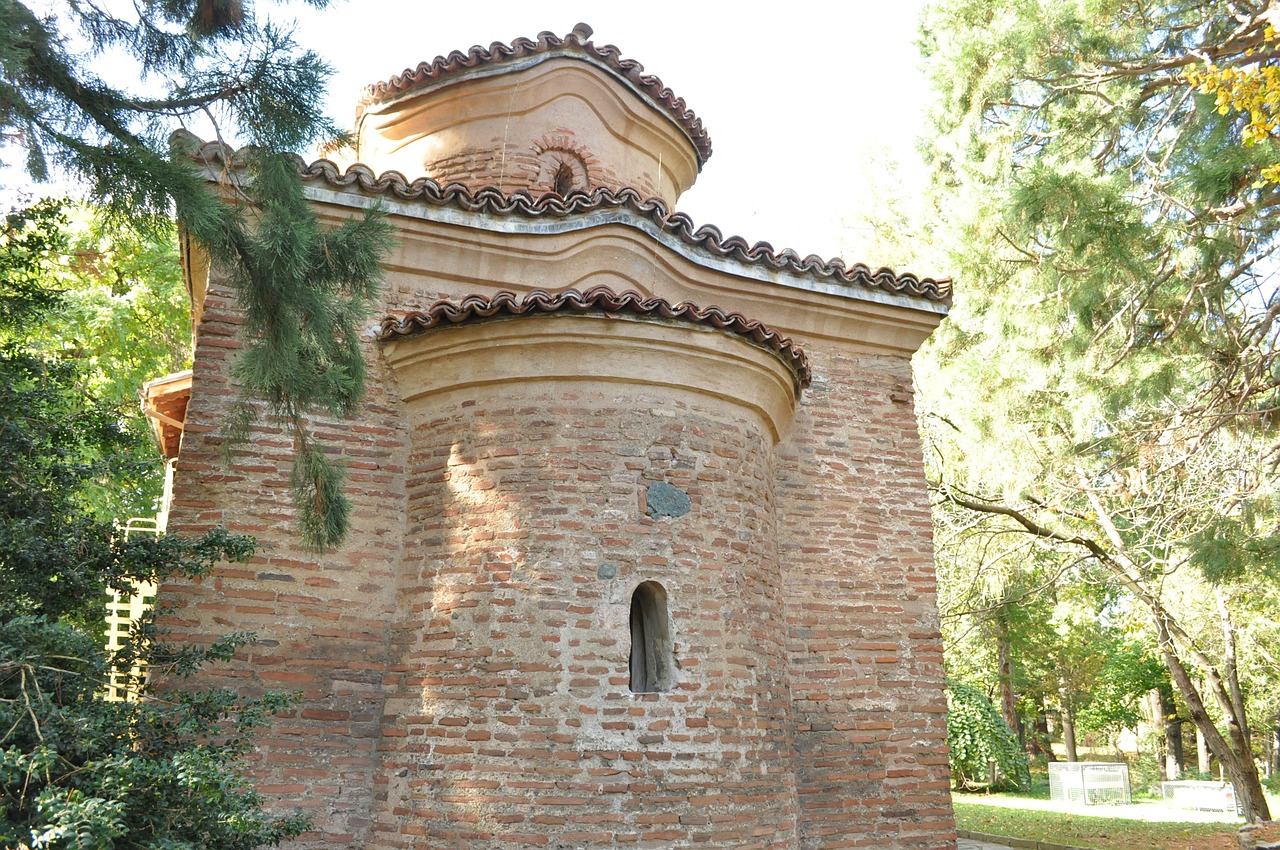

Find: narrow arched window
533;148;589;197
629;581;674;693
553;161;574;196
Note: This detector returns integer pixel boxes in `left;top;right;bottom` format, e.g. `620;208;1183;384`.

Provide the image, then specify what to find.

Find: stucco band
381;311;803;443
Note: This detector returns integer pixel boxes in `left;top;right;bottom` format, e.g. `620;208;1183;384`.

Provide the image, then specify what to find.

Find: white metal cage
1161;780;1238;813
1048;762;1132;805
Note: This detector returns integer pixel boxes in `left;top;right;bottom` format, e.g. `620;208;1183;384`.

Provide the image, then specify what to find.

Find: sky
6;1;934;270
277;1;933;265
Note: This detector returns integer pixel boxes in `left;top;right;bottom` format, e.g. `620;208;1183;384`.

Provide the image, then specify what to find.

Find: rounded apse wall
372;293;805;847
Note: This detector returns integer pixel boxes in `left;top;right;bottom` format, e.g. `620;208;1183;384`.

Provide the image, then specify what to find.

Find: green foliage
0;200;305;848
19;207;191;409
0;351;151;620
920;0;1280;436
0;616;309;850
199;149;394;550
917;0;1280;820
2;0;334;227
1075;634;1166;736
2;0;394;549
0;199;64;326
947;680;1031;791
1185;22;1280;179
1;198;191;520
1186;502;1280;585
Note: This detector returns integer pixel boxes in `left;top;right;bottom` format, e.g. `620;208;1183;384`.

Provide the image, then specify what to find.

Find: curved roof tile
377;286;813;389
178;138;952;307
358;25;713;166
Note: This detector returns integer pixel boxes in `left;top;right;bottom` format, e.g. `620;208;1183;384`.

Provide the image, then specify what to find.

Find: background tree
915;0;1280;820
932;503;1057;748
1;198;191;517
934;489;1167;765
2;0;393;548
21;205;190;407
0;199;307;848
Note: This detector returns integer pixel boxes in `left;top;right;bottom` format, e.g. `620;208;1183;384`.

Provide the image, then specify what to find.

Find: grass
953;757;1280;848
953;800;1243;850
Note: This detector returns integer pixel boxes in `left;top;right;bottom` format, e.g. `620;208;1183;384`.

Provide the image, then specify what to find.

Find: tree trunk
1159;685;1184;779
1155;618;1270;822
997;613;1021;742
1026;695;1054;760
1060;679;1079;763
1083;495;1270;820
1271;709;1280;777
1143;688;1174;781
1197;725;1210;774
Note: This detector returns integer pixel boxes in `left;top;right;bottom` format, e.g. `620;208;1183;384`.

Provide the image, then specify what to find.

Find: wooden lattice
103;515;163;702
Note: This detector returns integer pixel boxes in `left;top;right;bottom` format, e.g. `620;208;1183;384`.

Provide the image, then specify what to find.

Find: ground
955;793;1280;850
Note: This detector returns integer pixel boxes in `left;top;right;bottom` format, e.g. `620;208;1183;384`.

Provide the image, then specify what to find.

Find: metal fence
1048;762;1132;805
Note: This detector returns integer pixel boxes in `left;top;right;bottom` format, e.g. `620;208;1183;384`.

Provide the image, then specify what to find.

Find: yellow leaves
1189;65;1280;141
1184;25;1280;179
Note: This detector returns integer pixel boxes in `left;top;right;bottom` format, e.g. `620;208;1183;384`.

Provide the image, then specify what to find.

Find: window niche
533;147;589;197
629;581;675;693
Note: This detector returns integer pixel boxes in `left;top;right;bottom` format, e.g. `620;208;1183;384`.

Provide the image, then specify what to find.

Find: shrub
947;680;1031;791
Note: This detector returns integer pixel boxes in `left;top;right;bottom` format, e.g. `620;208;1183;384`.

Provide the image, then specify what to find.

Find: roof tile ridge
357;26;713;164
586;41;705;145
367;33;562;104
656;210;698;242
845;262;954;300
187;145;951;305
376;286;813;387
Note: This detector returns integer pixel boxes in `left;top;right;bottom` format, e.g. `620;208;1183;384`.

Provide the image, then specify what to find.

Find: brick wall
425;128;656;198
366;379;797;847
163;274;410;846
160;219;954;849
777;346;955;849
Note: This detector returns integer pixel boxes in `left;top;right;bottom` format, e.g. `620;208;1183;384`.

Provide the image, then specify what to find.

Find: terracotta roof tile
358;24;713;166
377;286;813;390
177;136;952;307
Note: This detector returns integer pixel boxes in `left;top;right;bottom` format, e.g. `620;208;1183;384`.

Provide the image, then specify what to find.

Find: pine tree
918;0;1280;820
2;0;393;548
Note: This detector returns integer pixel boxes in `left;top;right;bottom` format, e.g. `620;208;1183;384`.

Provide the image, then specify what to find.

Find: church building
150;24;956;849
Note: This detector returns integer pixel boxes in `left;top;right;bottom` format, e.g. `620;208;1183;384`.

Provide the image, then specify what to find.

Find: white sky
280;0;932;265
6;1;933;270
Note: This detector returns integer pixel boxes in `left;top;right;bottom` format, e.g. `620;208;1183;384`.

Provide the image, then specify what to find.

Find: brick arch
531;136;595;195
